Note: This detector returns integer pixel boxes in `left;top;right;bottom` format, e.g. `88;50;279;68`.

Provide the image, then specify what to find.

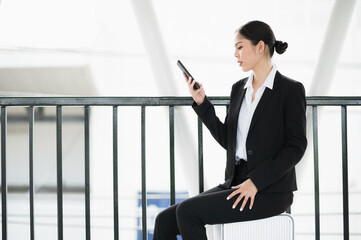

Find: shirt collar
244;64;277;90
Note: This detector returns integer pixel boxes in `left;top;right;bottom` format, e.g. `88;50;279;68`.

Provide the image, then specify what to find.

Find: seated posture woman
153;20;307;240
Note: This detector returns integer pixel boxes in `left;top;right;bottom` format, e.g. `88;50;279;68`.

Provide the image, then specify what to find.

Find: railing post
141;106;147;240
169;106;175;205
29;107;35;240
341;106;349;240
84;106;91;240
113;106;119;240
197;117;204;194
1;106;8;240
56;106;63;240
313;106;320;240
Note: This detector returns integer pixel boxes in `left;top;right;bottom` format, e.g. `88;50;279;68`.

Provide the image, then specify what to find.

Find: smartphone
177;60;200;90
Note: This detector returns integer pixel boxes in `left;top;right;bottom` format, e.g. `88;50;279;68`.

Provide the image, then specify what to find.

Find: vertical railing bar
169;106;175;205
1;106;8;240
341;106;349;240
56;106;63;240
283;101;290;212
84;106;91;240
141;106;147;240
286;207;291;214
226;105;229;162
29;107;35;240
113;106;119;240
197;117;204;194
313;106;320;240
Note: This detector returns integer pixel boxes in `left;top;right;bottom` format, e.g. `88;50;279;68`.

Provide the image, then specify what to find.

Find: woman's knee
176;199;196;222
155;206;176;227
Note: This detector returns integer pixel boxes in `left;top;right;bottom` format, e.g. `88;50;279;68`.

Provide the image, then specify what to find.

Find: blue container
137;192;188;240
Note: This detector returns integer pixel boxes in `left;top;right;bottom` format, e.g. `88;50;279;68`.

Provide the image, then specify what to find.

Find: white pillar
130;0;201;197
309;0;356;95
299;0;356;188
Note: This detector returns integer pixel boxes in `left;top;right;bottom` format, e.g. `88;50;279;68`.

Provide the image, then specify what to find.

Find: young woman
153;20;307;240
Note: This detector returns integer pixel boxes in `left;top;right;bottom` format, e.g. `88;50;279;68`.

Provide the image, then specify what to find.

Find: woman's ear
257;40;265;55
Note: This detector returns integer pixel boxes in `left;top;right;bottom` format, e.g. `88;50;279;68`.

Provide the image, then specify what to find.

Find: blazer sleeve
192;97;228;149
248;82;308;191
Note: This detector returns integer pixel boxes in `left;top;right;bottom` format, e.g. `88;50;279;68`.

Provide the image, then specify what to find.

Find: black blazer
192;71;307;192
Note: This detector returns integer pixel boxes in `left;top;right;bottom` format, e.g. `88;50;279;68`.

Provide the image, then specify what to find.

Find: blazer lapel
226;81;246;151
230;82;247;126
234;88;246;120
248;71;280;132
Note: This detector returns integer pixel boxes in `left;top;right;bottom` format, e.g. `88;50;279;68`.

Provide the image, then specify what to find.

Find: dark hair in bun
274;40;288;54
236;20;288;57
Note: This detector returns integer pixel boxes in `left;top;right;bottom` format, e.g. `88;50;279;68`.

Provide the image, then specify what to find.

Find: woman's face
234;34;263;72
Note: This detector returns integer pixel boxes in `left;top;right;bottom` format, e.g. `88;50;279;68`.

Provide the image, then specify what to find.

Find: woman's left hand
226;179;258;211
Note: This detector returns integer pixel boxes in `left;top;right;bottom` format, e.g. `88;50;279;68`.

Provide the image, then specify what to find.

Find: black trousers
153;161;294;240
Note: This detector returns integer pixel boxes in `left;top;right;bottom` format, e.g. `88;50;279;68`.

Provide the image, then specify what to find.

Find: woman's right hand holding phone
183;73;205;105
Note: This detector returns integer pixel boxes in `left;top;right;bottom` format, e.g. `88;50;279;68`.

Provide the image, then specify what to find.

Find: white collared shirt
235;65;277;162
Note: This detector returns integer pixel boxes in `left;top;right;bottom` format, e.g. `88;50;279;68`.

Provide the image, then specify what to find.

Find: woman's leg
153;203;179;240
175;189;293;240
152;186;226;240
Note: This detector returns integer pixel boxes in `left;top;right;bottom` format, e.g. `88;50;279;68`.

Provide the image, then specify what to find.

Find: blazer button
247;149;253;156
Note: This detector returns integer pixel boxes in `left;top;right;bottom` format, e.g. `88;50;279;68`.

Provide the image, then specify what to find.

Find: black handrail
0;96;360;240
0;96;360;106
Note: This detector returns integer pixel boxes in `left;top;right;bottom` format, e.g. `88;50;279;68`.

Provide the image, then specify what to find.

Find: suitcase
221;213;294;240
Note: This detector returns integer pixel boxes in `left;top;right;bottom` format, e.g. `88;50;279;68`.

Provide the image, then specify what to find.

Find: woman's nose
234;49;239;58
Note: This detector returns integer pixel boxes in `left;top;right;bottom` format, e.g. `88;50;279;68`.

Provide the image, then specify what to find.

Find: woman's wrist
195;96;205;105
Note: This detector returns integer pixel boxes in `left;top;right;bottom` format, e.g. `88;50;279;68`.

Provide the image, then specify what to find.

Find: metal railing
0;96;360;240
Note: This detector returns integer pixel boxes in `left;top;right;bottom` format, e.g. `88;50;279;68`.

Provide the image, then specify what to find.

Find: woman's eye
238;46;242;50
